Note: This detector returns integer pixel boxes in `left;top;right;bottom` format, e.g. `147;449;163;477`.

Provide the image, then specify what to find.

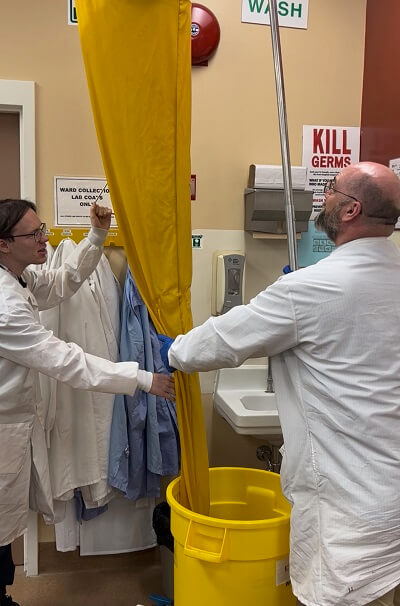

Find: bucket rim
166;466;291;529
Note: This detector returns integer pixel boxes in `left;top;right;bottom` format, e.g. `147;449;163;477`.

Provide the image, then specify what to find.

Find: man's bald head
316;162;400;245
337;162;400;225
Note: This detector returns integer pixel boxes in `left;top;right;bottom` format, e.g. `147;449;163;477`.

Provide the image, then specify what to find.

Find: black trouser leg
0;544;15;590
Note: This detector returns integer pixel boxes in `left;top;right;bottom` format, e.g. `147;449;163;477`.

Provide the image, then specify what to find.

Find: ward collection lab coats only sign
242;0;309;29
54;177;117;227
302;125;360;219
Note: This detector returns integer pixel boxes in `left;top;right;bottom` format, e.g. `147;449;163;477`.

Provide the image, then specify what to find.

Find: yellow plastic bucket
167;467;295;606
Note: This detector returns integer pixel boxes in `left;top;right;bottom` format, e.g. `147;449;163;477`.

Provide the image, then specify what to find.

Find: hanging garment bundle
108;268;180;500
39;240;157;554
39;239;121;507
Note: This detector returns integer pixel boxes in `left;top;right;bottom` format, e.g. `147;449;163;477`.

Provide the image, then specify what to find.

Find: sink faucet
266;357;274;393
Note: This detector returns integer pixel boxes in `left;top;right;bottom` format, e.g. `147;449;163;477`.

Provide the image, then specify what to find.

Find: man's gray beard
315;206;341;242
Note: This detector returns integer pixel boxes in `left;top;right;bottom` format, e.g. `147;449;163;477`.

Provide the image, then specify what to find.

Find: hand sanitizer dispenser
212;251;245;315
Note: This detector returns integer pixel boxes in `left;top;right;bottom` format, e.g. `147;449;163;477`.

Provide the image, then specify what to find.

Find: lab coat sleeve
22;227;107;311
169;279;298;373
0;298;140;395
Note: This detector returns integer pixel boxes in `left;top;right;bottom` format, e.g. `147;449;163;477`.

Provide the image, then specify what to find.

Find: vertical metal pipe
268;0;298;270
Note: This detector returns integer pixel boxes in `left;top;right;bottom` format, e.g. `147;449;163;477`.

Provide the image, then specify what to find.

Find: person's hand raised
149;373;176;401
90;203;112;230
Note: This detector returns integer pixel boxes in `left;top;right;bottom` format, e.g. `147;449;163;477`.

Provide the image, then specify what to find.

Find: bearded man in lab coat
0;199;175;606
161;162;400;606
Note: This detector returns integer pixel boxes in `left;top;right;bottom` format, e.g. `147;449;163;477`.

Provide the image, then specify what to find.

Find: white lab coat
39;239;121;505
0;229;140;546
169;237;400;606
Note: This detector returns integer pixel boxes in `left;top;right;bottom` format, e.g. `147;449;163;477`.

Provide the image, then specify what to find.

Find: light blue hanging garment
108;269;180;499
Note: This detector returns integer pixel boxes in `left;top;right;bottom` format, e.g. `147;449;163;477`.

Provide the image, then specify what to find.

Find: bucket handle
184;520;227;563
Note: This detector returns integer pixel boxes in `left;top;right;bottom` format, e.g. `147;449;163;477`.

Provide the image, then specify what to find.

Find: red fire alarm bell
191;4;220;66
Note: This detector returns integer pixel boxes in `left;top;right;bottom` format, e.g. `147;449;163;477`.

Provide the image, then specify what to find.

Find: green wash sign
242;0;309;29
68;0;77;25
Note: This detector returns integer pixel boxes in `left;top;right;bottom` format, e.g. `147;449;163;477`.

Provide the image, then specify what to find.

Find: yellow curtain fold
76;0;209;515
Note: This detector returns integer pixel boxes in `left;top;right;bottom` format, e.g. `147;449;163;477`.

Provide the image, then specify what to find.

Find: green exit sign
68;0;77;25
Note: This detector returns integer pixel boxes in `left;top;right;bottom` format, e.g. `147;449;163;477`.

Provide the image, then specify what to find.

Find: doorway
0;109;23;566
0;111;21;197
0;78;36;575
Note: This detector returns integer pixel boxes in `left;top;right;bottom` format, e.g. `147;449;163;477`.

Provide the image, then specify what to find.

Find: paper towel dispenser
244;188;313;234
248;164;307;189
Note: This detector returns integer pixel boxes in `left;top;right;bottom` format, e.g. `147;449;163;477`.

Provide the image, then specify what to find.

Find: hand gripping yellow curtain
76;0;209;515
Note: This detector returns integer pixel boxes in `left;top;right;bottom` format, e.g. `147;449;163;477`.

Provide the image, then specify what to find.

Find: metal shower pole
268;0;298;270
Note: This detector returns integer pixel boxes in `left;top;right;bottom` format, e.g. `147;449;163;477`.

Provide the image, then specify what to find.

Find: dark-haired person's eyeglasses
324;179;360;203
0;222;47;242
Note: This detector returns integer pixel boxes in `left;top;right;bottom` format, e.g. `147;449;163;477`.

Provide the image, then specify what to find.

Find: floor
10;543;400;606
11;543;165;606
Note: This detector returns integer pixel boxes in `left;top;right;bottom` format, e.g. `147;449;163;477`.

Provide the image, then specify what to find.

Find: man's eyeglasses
0;223;47;242
324;179;360;203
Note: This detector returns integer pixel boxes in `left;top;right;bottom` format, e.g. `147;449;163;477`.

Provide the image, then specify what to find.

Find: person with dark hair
0;198;37;236
0;199;175;606
0;198;36;234
160;163;400;606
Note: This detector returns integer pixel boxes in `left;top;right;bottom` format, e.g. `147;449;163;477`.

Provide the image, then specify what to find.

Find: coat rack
46;227;124;247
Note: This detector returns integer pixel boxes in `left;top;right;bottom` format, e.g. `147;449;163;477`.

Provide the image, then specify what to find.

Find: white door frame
0;79;37;576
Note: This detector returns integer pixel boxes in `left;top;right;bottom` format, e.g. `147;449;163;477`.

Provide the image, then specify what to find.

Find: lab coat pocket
0;422;32;475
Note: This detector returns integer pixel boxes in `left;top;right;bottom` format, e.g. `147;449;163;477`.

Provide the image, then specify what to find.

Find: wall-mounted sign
389;158;400;229
54;176;117;227
389;157;400;178
242;0;309;29
68;0;77;25
302;125;360;219
192;234;203;249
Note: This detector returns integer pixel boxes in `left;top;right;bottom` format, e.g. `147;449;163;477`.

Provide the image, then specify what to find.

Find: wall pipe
268;0;298;270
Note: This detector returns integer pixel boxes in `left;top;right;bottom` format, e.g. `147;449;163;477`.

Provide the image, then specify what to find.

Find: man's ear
0;238;11;254
341;200;362;223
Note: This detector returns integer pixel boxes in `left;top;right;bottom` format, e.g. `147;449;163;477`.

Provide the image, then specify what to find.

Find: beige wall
0;1;103;221
0;0;366;226
191;0;366;229
0;1;367;539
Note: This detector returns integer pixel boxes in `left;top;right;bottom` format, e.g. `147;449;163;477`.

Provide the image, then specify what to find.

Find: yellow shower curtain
76;0;209;515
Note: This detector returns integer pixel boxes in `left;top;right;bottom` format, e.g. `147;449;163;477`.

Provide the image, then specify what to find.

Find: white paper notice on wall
302;125;360;220
68;0;77;25
54;176;117;227
276;556;290;586
389;158;400;177
389;158;400;229
242;0;309;29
